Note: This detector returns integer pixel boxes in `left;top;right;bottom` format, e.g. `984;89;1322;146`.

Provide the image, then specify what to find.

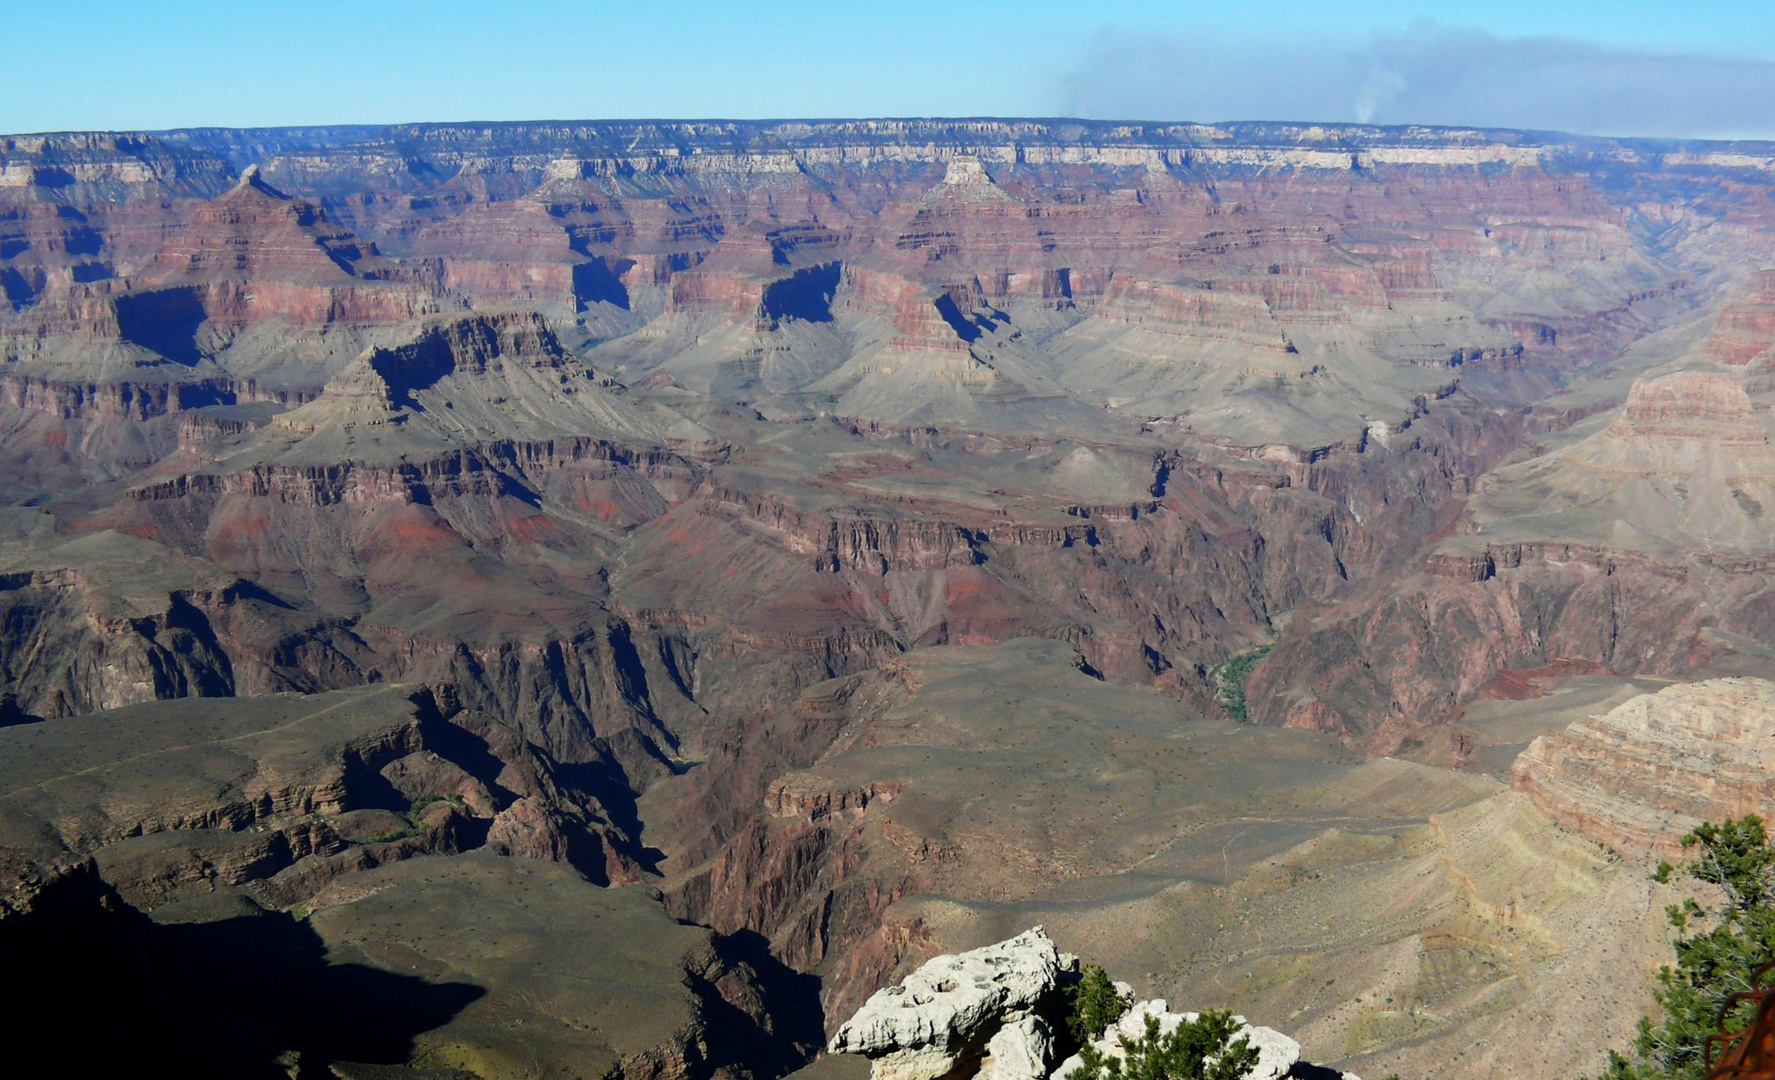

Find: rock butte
1512;677;1775;858
1;117;1775;1078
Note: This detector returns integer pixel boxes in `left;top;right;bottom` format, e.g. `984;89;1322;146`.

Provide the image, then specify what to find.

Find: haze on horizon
7;0;1775;140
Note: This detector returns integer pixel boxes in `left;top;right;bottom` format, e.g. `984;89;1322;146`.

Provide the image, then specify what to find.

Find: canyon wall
3;118;1775;1078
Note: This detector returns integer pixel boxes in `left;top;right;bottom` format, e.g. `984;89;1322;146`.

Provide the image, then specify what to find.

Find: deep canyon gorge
3;118;1775;1078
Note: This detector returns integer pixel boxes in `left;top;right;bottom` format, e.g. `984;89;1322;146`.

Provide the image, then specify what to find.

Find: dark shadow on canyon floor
703;928;829;1077
1;869;483;1079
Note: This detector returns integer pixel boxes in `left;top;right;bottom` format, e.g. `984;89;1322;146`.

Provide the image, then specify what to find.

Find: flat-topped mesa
1607;370;1767;442
402;196;586;311
665;270;769;325
349;309;570;409
1095;277;1293;351
841;269;981;354
645;226;847;334
841;268;931;322
1511;677;1775;858
376;307;575;380
660;226;771;317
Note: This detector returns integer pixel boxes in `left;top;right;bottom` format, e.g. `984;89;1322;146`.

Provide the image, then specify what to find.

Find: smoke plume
1057;23;1775;139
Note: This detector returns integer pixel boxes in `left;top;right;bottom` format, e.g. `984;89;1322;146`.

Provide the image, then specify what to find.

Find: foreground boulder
832;928;1357;1080
829;928;1068;1080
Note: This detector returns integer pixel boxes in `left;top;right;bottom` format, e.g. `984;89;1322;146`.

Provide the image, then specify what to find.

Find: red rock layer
134;172;440;328
1251;541;1775;748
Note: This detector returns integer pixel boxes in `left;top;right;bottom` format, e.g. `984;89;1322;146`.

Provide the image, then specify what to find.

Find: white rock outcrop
1048;999;1302;1080
830;927;1066;1080
980;1016;1053;1080
831;929;1351;1080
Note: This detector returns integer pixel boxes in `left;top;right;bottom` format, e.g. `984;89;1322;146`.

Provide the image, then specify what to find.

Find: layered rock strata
1249;314;1775;746
0;682;645;901
1511;677;1775;857
5;116;1775;1079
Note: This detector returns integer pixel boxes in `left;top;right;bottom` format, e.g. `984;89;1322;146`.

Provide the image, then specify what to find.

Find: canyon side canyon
4;119;1775;1078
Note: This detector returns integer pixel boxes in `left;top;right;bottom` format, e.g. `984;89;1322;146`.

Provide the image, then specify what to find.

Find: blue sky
5;1;1775;136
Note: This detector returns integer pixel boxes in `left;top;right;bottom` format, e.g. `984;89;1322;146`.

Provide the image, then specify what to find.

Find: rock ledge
830;927;1065;1080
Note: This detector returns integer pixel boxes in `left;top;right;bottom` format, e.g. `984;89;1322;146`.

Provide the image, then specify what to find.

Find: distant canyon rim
2;118;1775;1078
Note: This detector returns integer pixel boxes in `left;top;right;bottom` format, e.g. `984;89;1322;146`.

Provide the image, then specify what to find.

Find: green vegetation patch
1597;815;1775;1080
1066;1009;1258;1080
356;795;461;845
1066;964;1132;1046
1062;958;1258;1080
1212;645;1272;722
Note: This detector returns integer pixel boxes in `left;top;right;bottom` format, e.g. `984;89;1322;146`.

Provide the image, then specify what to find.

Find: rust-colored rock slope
4;119;1775;1078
